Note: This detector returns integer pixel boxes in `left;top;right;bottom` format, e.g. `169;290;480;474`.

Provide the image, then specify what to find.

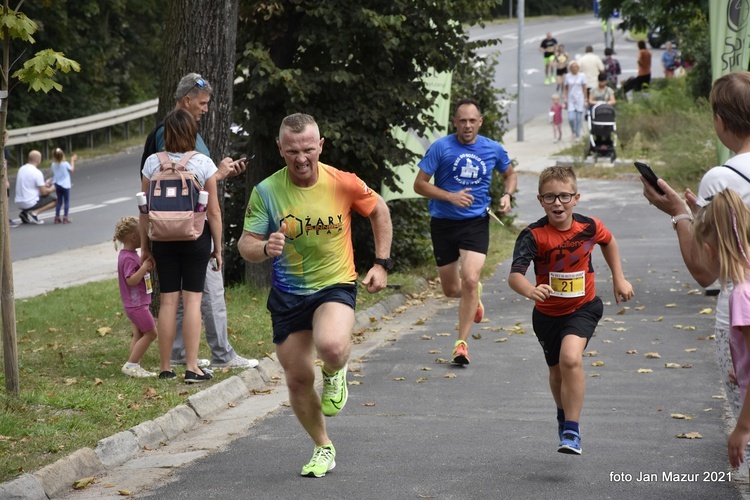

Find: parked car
648;27;679;49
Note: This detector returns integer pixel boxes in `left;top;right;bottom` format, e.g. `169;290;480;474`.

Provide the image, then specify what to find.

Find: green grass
0;221;517;483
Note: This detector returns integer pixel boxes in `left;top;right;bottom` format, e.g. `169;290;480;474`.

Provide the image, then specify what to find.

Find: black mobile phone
634;161;665;195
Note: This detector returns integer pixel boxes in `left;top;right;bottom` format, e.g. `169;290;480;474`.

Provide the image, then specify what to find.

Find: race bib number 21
549;271;585;298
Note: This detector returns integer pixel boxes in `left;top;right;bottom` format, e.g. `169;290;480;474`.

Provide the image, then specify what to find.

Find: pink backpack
147;151;205;241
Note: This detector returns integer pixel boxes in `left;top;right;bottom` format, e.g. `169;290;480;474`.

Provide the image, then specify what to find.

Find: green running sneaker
301;444;336;477
321;364;348;416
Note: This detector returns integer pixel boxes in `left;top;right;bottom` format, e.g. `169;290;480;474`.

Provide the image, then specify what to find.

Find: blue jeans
568;110;583;139
54;184;70;217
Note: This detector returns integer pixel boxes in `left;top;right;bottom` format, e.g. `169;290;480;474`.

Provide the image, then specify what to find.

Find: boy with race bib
508;166;634;456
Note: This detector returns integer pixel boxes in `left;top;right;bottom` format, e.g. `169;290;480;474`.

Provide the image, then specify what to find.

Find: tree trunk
1;2;19;395
149;0;239;314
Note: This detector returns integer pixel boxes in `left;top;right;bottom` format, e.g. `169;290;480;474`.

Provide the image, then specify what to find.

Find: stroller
585;103;616;162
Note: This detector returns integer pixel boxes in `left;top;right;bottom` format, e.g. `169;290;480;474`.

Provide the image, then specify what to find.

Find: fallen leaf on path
361;402;376;407
626;350;638;354
699;308;713;315
348;381;362;385
420;335;432;340
421;367;432;371
435;358;449;364
665;304;677;308
654;316;664;322
634;306;646;311
590;373;600;377
436;333;452;337
428;350;441;354
682;363;693;368
644;352;661;359
685;348;697;352
671;413;692;420
676;432;702;439
472;333;482;339
73;477;95;489
393;377;405;381
601;339;613;344
665;363;681;369
495;338;508;342
583;351;598;357
712;395;726;399
416;377;428;383
612;327;627;332
637;369;653;373
443;373;457;378
591;361;605;367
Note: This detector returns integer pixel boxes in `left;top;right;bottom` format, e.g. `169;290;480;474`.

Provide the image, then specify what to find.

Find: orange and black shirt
511;213;612;317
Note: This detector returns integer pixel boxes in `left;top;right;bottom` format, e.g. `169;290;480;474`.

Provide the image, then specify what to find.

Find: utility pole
516;0;524;141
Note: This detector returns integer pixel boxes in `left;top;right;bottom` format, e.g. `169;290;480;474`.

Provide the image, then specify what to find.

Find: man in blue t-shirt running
414;98;517;366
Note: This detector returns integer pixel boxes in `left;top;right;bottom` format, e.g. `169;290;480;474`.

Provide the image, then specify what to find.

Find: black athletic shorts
267;283;357;344
430;215;490;267
152;222;211;293
532;296;604;366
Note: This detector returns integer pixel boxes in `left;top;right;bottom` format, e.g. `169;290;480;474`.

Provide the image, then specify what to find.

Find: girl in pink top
550;94;563;143
694;189;750;468
114;216;158;378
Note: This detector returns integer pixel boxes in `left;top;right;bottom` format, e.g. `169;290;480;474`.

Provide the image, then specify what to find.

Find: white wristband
670;213;693;230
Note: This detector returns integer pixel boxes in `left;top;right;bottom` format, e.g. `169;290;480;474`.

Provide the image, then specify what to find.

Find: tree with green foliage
227;0;506;287
0;0;80;394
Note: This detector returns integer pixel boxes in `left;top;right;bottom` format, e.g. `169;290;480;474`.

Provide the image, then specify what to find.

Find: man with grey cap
140;72;258;370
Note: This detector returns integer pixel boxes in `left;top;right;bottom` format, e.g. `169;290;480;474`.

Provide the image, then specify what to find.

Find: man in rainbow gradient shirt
239;113;393;478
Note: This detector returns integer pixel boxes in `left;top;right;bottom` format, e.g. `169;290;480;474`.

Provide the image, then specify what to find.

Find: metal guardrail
5;98;159;158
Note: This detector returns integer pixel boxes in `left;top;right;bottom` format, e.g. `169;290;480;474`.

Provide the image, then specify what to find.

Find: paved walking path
2;114;747;499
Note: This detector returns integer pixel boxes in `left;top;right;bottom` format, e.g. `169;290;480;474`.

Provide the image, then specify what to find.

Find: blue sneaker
558;430;582;455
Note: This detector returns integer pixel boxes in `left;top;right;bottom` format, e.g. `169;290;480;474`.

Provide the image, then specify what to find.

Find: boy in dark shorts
508;166;634;455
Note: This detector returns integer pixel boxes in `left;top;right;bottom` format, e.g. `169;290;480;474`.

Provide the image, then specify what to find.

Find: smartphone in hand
634;161;665;195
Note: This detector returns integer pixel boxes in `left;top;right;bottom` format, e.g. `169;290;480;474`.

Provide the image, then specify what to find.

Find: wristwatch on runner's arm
374;258;394;271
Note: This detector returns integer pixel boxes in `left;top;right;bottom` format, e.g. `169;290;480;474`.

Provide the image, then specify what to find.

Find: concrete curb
0;292;417;499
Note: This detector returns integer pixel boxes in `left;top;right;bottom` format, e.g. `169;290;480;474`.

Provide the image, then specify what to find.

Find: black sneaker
18;211;29;224
158;370;176;380
28;213;43;225
184;369;213;384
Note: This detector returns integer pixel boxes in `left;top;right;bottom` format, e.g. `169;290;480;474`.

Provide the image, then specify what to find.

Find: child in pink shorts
114;216;158;378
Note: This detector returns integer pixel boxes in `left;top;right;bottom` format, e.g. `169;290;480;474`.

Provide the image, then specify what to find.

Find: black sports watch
374;257;394;271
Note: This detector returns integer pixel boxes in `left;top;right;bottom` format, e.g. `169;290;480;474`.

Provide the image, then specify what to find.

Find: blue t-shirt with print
418;134;511;220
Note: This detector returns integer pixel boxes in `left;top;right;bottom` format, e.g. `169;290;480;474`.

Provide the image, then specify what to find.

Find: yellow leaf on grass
699;308;713;315
644;352;661;359
97;327;112;336
93;378;103;385
591;360;605;367
665;363;681;369
64;378;77;386
637;369;653;373
676;432;702;439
